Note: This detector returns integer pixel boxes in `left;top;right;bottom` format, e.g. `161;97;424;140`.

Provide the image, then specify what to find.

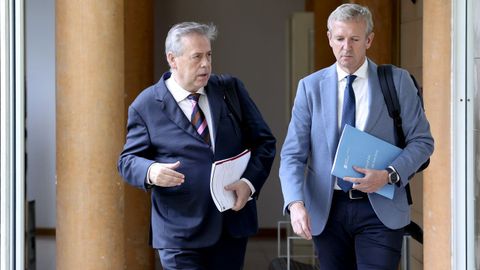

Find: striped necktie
187;93;211;145
337;74;357;192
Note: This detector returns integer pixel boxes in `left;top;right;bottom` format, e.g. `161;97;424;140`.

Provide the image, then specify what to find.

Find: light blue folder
331;125;402;199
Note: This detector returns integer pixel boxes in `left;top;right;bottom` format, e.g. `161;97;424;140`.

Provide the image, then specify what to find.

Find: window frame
1;1;25;269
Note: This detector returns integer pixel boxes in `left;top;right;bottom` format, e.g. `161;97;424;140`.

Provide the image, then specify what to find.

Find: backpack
377;64;431;205
218;74;242;123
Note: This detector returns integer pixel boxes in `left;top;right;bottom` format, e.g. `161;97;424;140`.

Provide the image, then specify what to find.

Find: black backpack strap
378;64;406;148
219;74;242;123
378;64;413;205
410;74;425;108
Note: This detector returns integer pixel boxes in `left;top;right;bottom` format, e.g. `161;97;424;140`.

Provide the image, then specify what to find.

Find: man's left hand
344;166;389;193
224;180;251;211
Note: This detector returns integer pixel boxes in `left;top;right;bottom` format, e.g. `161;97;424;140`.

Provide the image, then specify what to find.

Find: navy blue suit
118;72;275;267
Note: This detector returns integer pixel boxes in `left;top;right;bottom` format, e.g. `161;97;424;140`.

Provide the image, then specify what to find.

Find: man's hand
344;166;389;193
224;180;251;211
289;202;312;240
148;161;185;187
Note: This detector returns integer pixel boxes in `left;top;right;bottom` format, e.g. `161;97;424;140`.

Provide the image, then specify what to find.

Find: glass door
1;1;25;269
452;0;478;269
472;0;480;268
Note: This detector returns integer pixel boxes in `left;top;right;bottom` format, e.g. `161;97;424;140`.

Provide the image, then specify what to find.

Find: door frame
0;0;25;269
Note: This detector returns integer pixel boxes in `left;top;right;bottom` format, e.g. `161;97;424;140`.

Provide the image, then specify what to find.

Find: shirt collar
165;76;206;103
336;58;369;81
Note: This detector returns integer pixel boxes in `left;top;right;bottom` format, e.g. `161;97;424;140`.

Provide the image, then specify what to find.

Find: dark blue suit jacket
118;72;276;249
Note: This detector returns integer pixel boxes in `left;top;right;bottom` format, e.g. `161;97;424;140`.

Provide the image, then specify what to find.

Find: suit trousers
158;229;248;270
312;190;404;270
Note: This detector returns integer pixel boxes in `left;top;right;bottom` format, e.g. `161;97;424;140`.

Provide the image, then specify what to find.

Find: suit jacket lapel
363;60;385;133
319;65;340;160
154;73;205;143
205;83;223;143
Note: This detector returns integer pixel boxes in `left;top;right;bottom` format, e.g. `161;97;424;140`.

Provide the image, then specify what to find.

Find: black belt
334;189;367;200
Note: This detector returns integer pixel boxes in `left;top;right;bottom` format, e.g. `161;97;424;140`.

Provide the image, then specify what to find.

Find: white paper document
210;149;251;212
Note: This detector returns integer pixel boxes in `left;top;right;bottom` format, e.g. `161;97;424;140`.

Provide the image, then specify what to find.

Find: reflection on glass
475;62;480;270
475;0;480;266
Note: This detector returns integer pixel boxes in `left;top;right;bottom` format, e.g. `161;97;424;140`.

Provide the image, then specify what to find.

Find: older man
118;22;276;270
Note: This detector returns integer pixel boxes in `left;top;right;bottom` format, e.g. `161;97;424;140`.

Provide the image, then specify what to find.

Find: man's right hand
289;202;312;240
148;161;185;187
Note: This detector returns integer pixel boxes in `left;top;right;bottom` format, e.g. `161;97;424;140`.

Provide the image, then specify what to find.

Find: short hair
327;4;373;36
165;22;217;56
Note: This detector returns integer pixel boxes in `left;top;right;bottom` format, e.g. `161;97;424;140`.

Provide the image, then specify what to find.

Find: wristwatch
386;167;400;185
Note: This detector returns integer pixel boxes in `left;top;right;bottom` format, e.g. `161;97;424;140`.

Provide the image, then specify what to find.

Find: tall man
279;4;434;270
118;22;276;270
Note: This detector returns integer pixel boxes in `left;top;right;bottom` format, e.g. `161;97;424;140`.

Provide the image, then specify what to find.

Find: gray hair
165;22;217;56
327;4;373;36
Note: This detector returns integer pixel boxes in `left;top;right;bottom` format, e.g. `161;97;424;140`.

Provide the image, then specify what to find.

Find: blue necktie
337;74;357;192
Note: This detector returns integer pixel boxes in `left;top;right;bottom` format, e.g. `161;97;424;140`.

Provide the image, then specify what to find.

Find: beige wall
56;0;126;268
423;0;452;269
56;0;155;269
400;0;424;268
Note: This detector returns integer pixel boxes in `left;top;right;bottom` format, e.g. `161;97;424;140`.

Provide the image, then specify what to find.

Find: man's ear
365;32;375;49
327;31;333;47
166;52;176;69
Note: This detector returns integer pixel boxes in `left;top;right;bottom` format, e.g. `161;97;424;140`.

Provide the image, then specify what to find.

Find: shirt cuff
240;178;255;196
145;163;155;189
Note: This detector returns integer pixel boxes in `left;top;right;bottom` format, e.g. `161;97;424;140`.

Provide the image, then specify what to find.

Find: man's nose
343;39;353;49
200;56;210;67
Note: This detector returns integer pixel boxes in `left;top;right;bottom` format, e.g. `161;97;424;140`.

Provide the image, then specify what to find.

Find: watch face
389;172;399;183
